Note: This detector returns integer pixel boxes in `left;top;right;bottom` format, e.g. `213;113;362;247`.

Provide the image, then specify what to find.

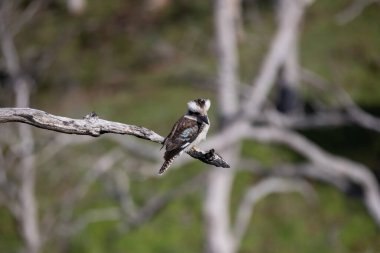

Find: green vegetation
1;0;380;252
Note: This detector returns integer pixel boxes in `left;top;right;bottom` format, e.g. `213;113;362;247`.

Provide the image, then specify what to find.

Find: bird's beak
199;115;209;125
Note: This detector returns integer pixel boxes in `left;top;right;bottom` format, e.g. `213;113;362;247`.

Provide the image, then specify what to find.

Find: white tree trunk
215;0;239;121
206;1;313;252
0;18;41;253
243;0;313;118
282;31;299;90
67;0;87;15
204;166;235;253
204;0;240;252
276;0;303;113
14;80;40;253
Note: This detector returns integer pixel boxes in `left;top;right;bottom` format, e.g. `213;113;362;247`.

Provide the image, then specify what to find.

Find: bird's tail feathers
159;156;177;174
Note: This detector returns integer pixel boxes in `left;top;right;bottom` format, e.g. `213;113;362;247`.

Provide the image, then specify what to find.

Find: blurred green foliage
1;0;380;252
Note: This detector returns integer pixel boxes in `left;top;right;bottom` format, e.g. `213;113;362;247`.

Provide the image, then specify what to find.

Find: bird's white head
187;98;211;115
187;98;211;125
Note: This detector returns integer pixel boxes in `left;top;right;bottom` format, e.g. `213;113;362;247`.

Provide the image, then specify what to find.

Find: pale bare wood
242;0;313;119
205;0;241;252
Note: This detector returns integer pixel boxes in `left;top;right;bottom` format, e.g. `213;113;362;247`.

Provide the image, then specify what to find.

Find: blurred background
0;0;380;252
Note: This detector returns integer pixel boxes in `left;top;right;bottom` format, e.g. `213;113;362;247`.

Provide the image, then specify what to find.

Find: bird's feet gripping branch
159;98;217;174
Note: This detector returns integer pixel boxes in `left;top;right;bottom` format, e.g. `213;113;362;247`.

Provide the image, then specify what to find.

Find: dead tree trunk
243;0;313;119
0;3;50;251
15;79;41;253
275;0;303;113
205;1;314;252
204;0;239;252
0;22;41;253
67;0;87;15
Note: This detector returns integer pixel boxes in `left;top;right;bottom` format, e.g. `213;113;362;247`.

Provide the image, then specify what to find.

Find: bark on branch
0;107;230;169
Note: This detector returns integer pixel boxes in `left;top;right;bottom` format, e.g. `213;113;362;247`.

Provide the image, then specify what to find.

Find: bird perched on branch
159;98;211;174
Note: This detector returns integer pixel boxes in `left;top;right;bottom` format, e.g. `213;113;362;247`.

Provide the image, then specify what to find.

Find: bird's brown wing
164;116;200;160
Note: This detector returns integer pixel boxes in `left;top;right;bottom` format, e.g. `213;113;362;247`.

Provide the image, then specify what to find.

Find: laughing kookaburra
159;98;211;174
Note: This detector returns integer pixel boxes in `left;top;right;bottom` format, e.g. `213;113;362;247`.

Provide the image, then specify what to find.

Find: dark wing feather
161;118;179;150
164;116;199;160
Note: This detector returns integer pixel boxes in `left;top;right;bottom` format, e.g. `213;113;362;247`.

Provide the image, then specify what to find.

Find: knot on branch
83;112;102;136
205;149;215;160
83;111;99;121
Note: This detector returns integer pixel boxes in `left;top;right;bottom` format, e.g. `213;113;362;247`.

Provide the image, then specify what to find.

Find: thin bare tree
0;1;42;252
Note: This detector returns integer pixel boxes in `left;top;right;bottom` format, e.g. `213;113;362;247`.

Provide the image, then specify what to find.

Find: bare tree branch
233;177;316;247
42;148;125;241
108;169;138;220
247;126;380;226
12;0;47;36
57;171;206;237
0;107;230;168
62;148;124;211
36;135;92;167
59;207;120;236
127;171;206;229
238;161;350;192
338;90;380;133
108;135;160;161
302;68;380;133
335;0;380;25
242;0;314;119
199;120;380;228
261;109;350;129
0;108;164;140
